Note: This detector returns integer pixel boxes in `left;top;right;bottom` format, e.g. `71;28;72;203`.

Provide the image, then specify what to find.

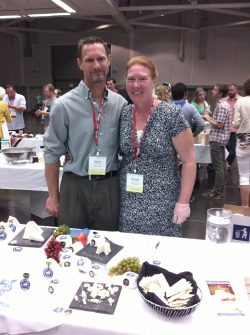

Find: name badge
88;156;106;175
126;173;143;193
10;110;16;117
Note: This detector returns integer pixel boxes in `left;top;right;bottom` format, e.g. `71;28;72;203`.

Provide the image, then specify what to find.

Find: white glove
173;203;190;225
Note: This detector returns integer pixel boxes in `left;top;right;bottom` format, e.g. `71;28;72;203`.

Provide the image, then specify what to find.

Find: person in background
54;89;62;98
191;87;208;115
106;77;118;93
155;85;171;103
35;84;56;132
0;87;12;143
119;56;196;237
43;36;127;230
171;82;205;202
34;91;42;110
233;76;250;207
2;84;26;132
225;84;242;171
171;83;205;137
202;83;231;199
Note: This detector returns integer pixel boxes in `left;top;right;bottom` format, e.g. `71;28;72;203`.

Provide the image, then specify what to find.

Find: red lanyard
91;98;105;147
132;99;155;163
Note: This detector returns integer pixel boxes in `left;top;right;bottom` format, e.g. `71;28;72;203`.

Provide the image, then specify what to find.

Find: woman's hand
173;203;190;224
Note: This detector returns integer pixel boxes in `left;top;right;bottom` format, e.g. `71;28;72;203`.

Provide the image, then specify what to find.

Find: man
35;84;57;131
224;84;242;171
202;83;232;199
43;36;127;231
2;85;26;132
106;77;117;93
171;82;205;137
172;82;205;202
54;89;62;98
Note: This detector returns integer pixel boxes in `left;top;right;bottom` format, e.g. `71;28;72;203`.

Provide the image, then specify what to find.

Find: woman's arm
172;127;196;204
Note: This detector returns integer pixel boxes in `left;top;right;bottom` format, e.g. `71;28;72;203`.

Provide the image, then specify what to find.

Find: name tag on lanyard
88;155;107;175
126;173;143;193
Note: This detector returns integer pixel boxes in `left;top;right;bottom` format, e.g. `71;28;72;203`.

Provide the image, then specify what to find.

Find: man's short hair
43;84;55;92
107;77;116;84
77;36;109;60
215;83;229;98
229;83;238;90
5;84;15;91
171;82;187;100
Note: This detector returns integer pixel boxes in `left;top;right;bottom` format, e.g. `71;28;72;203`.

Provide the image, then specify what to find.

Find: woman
192;87;208;115
233;76;250;207
0;86;12;140
119;56;196;237
155;85;172;103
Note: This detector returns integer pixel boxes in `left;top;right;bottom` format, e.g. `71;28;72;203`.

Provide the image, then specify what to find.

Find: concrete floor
0;112;241;239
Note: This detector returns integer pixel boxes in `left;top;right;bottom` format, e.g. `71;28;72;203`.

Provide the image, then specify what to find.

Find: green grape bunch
108;257;142;277
53;224;71;239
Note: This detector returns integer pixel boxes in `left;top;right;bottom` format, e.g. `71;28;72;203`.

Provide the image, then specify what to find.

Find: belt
66;170;118;181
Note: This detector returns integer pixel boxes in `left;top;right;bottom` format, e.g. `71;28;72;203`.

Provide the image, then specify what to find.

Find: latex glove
173;203;190;224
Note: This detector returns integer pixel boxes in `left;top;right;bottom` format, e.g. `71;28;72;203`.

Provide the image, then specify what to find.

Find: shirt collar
80;80;109;101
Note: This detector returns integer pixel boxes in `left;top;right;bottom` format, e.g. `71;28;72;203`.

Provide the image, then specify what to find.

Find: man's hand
202;112;210;121
46;194;59;217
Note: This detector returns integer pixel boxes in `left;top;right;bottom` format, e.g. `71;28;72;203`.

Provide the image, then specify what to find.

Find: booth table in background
11;135;44;149
0;154;62;218
0;229;250;335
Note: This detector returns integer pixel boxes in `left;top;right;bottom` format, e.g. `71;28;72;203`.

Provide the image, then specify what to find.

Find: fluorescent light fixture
95;24;113;30
0;15;21;19
28;13;71;17
51;0;76;13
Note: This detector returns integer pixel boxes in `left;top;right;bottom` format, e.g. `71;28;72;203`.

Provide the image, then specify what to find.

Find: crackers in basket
139;274;194;308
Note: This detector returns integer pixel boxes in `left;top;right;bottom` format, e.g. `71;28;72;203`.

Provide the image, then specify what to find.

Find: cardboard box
224;205;250;243
194;132;210;145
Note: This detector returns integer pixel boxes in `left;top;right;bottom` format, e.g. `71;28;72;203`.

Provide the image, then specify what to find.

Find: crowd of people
1;35;250;236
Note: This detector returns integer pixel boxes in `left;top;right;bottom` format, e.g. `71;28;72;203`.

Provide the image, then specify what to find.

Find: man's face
6;87;15;100
77;43;110;87
44;87;52;99
107;80;116;91
212;85;221;101
228;85;237;99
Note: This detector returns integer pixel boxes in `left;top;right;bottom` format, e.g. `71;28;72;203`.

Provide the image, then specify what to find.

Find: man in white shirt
2;85;26;132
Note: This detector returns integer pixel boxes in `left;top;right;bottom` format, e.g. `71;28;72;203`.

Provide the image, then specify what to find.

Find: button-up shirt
2;93;26;130
224;93;242;132
43;80;127;176
209;99;232;146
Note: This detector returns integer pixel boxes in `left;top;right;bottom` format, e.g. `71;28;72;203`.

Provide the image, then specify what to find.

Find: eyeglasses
162;82;171;88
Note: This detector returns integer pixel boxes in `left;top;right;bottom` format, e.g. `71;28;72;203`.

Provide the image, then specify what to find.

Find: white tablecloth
16;137;43;149
0;154;62;192
0;228;250;335
194;144;229;164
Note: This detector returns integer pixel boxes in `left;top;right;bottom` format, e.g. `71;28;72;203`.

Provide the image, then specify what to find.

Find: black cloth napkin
137;261;200;308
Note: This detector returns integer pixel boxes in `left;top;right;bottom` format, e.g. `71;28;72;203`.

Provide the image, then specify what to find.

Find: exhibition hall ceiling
1;0;250;36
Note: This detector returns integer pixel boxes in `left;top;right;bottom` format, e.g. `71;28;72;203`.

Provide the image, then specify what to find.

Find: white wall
0;27;250;109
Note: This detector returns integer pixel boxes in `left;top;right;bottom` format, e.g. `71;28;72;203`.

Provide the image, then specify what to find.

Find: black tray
75;240;123;264
69;282;122;314
8;227;55;247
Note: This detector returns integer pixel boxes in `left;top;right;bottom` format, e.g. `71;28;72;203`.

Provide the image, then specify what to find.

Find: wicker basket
139;287;202;318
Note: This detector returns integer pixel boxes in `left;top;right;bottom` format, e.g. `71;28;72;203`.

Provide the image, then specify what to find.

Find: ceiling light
0;15;21;19
51;0;76;13
28;13;71;17
95;24;112;30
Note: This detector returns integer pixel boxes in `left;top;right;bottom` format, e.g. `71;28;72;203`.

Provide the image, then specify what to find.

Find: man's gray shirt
181;102;205;133
43;80;127;176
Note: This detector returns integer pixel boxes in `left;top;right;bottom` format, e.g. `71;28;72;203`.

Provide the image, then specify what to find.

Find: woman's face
164;88;171;101
126;64;156;104
198;91;205;102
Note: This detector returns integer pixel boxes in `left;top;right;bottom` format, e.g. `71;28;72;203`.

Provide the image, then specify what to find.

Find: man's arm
8;104;25;112
191;106;205;136
45;161;60;217
202;113;224;129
